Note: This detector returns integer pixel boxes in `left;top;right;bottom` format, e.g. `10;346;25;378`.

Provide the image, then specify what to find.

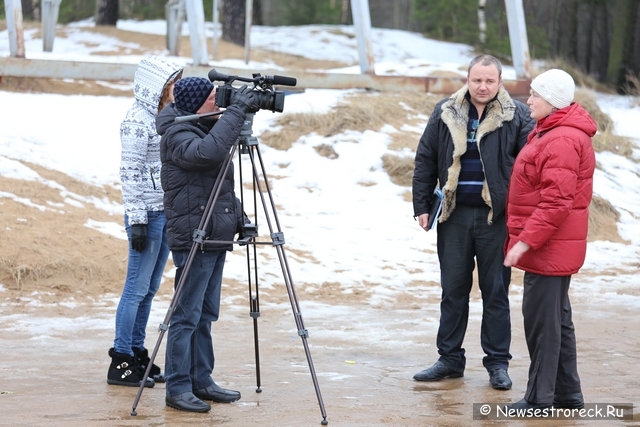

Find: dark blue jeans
114;211;170;355
435;204;512;372
165;250;226;397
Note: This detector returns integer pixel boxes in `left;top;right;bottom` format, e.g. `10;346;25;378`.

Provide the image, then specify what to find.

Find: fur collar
438;85;516;223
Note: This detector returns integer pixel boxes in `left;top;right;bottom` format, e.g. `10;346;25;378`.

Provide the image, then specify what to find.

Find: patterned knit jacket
119;56;183;226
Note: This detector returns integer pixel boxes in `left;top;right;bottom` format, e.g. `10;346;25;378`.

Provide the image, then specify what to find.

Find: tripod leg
130;329;167;415
239;133;263;393
276;244;328;425
245;143;329;425
250;296;262;393
245;235;262;393
131;139;239;416
130;244;198;415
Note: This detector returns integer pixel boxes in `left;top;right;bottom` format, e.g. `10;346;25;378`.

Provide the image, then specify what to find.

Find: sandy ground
1;281;639;427
1;24;639;427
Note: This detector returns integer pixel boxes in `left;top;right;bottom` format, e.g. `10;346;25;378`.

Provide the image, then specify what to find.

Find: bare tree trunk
575;2;592;72
478;0;487;45
522;0;639;87
607;0;632;86
31;0;40;20
253;0;262;24
20;0;34;20
342;0;350;24
95;0;118;26
543;0;562;57
222;0;246;46
557;0;578;60
629;4;640;75
586;1;611;82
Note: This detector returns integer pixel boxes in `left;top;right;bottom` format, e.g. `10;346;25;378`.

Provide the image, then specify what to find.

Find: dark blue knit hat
174;77;214;113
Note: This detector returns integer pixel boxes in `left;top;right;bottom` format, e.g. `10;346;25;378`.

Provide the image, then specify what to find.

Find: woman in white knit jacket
107;55;182;388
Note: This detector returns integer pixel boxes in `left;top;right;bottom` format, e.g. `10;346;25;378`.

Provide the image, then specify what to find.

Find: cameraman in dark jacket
157;76;256;413
412;55;534;390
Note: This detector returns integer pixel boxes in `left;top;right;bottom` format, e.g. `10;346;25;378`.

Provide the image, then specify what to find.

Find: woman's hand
504;240;530;266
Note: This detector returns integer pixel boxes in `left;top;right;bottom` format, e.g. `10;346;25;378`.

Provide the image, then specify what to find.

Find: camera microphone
208;69;296;87
208;69;252;83
266;75;297;87
207;69;227;82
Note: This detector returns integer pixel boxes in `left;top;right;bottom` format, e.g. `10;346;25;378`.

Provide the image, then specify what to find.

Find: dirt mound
0;25;351;301
0;163;127;301
0;24;631;302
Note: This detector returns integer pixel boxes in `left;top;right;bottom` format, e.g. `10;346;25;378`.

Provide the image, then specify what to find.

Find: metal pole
349;0;375;74
244;0;253;64
4;0;25;58
504;0;531;79
41;0;61;52
184;0;209;65
212;0;220;60
166;0;185;56
0;58;534;95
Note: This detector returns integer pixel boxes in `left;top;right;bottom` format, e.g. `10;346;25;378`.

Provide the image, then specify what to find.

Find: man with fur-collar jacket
412;55;534;390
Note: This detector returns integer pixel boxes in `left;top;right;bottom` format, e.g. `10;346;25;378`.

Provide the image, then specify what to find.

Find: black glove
230;84;257;113
131;224;147;253
238;219;256;247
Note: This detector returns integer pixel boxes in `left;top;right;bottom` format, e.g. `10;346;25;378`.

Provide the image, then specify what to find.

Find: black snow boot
107;348;155;387
133;347;165;383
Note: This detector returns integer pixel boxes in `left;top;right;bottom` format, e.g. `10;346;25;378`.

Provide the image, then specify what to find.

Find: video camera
208;69;297;113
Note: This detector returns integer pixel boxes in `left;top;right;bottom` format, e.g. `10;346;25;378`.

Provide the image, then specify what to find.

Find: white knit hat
530;69;575;109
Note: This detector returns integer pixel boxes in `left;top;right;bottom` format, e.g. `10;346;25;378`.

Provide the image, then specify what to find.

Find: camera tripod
130;112;328;426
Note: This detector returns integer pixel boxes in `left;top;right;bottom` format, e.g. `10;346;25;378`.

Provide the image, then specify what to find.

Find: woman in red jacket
504;69;596;412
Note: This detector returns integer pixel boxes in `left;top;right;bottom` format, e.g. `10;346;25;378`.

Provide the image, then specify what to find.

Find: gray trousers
522;273;582;404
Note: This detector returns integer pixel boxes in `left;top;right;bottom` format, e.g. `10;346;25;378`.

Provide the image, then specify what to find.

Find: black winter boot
107;348;155;387
133;347;165;383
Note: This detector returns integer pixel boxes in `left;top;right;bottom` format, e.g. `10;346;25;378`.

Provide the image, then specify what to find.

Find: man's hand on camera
230;85;257;113
131;224;147;252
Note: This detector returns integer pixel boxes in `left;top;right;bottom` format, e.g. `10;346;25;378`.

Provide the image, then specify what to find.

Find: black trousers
522;273;582;404
436;205;512;373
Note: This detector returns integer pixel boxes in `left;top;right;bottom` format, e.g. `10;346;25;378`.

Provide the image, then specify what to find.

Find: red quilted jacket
505;102;597;276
